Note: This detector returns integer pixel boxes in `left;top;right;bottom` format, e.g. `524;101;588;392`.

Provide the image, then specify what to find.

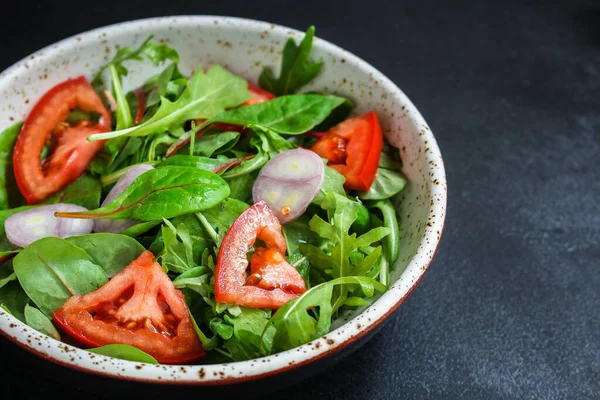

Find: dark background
1;0;598;399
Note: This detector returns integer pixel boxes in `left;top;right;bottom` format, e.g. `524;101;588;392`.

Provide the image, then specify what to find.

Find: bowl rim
0;15;447;385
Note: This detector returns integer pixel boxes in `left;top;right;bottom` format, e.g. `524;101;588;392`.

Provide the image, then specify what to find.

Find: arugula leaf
196;198;249;246
143;62;187;112
369;199;401;265
12;237;108;317
259;26;323;96
303;192;390;310
24;304;61;340
89;66;250;141
358;168;407;200
88;344;159;364
65;233;145;277
92;36;179;87
0;122;25;209
157;219;195;273
55;166;230;221
43;173;102;209
263;276;386;353
223;308;272;361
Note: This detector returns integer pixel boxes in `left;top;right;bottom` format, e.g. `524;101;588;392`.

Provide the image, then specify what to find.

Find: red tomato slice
13;76;111;204
215;201;307;309
244;83;276;105
133;87;146;125
52;251;205;364
311;111;383;191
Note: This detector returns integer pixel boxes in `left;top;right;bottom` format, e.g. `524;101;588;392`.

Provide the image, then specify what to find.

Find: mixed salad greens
0;27;407;364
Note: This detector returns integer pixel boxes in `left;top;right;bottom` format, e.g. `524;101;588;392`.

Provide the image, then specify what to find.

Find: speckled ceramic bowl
0;16;446;385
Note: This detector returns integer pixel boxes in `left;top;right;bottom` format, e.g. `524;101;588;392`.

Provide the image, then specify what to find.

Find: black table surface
1;1;598;399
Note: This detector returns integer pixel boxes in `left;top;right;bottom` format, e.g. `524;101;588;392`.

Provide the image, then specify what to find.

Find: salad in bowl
0;25;409;366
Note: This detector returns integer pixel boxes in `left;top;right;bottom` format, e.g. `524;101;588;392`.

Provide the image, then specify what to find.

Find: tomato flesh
311;111;383;191
52;251;205;364
13;76;111;204
215;201;307;309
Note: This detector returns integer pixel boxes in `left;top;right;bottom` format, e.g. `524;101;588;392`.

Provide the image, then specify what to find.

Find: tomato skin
311;111;383;191
13;76;111;204
215;201;307;309
133;87;146;125
52;251;205;364
244;83;276;105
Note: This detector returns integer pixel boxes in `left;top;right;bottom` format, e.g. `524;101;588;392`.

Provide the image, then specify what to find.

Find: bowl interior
0;16;446;383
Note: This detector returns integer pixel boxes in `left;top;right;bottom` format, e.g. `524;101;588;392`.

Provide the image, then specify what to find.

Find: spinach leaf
193;131;240;157
283;214;320;255
43;173;102;209
223;308;272;361
0;122;24;209
0;260;17;289
196;198;249;246
205;94;347;135
92;35;179;87
312;164;345;205
55;166;230;221
259;26;323;96
264;276;386;353
313;97;353;132
0;206;35;252
66;233;145;277
358;168;407;200
369;199;400;265
12;237;108;317
88;344;159;364
225;171;258;202
24;304;60;340
173;266;213;305
159;154;245;174
287;253;311;287
89;65;250;141
0;281;29;322
120;220;162;238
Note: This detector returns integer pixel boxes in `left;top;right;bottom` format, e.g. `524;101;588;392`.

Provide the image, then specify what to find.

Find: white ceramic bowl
0;16;447;384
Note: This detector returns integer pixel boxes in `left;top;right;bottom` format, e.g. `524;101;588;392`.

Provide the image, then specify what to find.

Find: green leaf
283;214;321;255
306;192;390;311
259;26;323;96
120;220;162;238
109;63;133;130
43;174;102;209
150;214;212;265
313;97;353;132
264;276;386;353
358;168;407;200
24;304;60;340
158;220;196;273
65;233;145;277
88;344;159;364
312;165;345;205
0;281;29;322
287;253;310;287
143;63;187;111
193;131;240;157
223;308;272;361
92;35;179;87
369;199;401;265
12;237;108;317
0;122;25;209
89;65;250;141
55;166;230;221
206;94;347;136
225;171;258;202
196;198;249;246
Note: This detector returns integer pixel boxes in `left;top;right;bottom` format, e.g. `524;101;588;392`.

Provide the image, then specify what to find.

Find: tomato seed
125;321;137;329
281;206;291;217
